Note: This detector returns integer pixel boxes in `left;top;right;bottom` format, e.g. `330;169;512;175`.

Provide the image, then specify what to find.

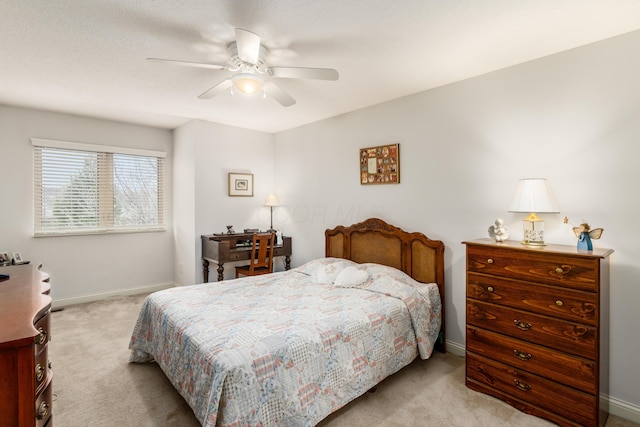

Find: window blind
32;138;165;236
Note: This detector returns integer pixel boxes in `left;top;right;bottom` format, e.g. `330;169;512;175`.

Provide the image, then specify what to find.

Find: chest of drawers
463;239;613;427
0;264;52;427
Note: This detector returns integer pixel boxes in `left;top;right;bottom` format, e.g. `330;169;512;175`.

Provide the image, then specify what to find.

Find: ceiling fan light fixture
231;73;265;95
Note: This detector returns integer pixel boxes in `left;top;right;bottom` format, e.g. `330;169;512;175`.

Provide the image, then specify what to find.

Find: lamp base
521;218;546;246
520;239;546;246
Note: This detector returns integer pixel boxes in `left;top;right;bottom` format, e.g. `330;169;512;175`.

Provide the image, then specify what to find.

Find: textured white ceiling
2;1;640;133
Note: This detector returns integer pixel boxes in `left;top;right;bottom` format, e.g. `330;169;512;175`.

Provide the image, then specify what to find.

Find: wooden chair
235;232;275;278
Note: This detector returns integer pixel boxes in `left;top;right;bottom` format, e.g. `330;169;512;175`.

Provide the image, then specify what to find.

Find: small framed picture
12;252;23;264
0;252;9;264
228;173;254;197
360;143;400;185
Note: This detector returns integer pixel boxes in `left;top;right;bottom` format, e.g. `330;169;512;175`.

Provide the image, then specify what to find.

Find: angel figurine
488;218;509;242
573;222;603;250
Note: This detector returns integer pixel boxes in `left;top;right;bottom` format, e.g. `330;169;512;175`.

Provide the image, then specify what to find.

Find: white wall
0;105;175;304
173;121;197;285
173;120;276;284
274;31;640;414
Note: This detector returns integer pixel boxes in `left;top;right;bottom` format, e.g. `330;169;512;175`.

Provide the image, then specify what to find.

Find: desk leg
217;263;225;281
285;256;291;270
202;259;210;283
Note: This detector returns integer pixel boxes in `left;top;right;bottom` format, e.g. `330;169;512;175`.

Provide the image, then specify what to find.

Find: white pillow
334;266;369;287
313;260;355;284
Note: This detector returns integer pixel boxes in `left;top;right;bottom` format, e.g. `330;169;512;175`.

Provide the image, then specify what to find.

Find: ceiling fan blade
147;58;228;70
268;67;339;81
265;81;296;107
235;28;261;64
198;79;233;99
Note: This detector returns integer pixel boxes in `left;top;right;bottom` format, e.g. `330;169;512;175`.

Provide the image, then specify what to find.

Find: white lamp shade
508;178;559;213
264;194;280;207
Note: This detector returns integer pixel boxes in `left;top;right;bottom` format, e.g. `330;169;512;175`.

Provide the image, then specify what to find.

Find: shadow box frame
360;143;400;185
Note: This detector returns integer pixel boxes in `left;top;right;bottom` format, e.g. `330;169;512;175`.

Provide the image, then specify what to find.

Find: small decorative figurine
572;222;603;250
488;218;509;242
226;225;235;234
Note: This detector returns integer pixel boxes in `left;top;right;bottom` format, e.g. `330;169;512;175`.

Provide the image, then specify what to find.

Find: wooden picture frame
228;173;254;197
360;143;400;185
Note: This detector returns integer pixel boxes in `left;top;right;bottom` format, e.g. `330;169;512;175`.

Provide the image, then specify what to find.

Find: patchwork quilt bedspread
129;258;441;426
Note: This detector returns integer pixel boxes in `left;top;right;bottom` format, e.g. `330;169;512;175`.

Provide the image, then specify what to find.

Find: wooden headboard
325;217;446;351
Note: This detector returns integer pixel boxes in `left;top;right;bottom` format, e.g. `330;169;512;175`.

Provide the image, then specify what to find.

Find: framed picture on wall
360;143;400;185
228;173;254;197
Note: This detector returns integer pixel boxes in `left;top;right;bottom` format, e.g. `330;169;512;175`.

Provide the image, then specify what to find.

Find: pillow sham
334;266;369;287
358;263;415;285
293;257;357;284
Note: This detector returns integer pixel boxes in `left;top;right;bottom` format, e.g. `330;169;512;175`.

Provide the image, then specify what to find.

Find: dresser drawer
467;245;599;291
34;311;51;352
34;345;50;393
467;273;598;326
466;326;597;393
467;353;597;427
35;378;53;427
467;300;597;359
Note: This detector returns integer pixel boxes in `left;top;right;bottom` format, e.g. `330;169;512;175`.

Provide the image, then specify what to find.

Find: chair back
248;232;275;274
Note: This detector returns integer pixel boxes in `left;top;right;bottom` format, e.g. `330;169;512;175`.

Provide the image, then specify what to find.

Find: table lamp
264;194;280;234
508;178;559;246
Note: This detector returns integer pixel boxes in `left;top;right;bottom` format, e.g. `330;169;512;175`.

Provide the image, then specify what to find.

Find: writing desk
201;233;292;282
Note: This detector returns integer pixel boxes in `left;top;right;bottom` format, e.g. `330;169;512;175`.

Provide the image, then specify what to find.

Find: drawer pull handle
36;327;47;345
514;320;532;331
555;300;564;307
487;259;494;264
554;265;572;275
487;286;494;292
37;401;50;420
513;350;532;361
513;379;532;392
35;364;45;382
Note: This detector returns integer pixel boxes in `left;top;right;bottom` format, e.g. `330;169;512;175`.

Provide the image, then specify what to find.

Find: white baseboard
445;339;465;357
51;282;174;310
606;395;640;424
449;340;640;424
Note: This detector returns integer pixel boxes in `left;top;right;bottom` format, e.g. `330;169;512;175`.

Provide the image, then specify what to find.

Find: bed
129;218;445;426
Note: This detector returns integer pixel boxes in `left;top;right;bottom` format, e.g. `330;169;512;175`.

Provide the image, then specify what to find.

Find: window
32;138;165;236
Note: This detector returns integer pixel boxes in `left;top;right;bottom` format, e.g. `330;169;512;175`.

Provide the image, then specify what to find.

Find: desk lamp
508;178;559;246
264;194;280;234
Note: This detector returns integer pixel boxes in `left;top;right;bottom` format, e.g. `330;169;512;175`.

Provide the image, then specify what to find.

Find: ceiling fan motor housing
228;41;267;73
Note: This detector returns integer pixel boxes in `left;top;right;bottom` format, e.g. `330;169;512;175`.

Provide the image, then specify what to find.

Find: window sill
34;227;166;237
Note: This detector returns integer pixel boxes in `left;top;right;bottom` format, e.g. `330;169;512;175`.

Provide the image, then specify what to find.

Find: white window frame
32;138;166;237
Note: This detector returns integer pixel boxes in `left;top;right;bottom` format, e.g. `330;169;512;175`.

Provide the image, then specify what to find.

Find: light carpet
49;293;637;427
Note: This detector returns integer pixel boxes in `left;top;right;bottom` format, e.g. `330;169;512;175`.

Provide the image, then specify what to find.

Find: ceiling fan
147;28;339;107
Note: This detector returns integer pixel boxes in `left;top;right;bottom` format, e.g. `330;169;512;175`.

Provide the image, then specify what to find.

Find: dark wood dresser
0;264;52;427
463;239;613;427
